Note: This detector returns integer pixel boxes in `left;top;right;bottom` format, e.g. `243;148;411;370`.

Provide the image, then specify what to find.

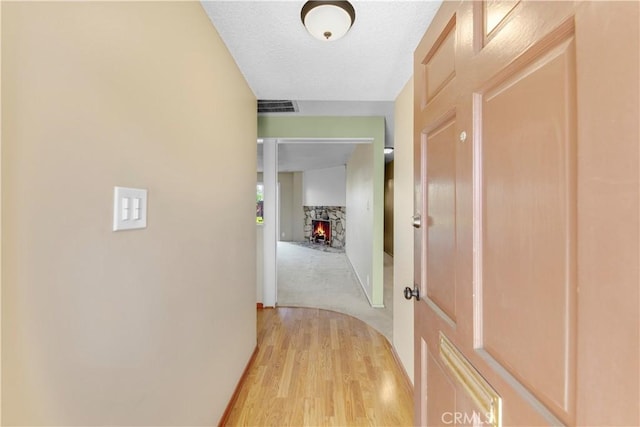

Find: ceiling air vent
258;100;298;113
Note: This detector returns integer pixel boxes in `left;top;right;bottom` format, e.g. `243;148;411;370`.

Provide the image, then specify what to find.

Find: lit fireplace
311;220;331;245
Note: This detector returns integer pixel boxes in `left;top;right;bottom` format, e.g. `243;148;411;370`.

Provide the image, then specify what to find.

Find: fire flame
316;223;326;236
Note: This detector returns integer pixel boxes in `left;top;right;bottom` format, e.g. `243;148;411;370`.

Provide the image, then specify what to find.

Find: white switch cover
113;186;147;231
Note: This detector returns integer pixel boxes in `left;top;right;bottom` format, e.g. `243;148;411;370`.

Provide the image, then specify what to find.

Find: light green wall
258;116;385;306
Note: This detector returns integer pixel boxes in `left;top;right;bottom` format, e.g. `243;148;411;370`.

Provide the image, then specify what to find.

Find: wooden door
413;1;639;425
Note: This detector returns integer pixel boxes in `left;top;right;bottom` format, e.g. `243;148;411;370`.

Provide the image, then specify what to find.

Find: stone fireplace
310;219;331;244
303;206;345;248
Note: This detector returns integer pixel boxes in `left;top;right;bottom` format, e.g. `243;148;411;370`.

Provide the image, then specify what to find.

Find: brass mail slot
439;332;502;427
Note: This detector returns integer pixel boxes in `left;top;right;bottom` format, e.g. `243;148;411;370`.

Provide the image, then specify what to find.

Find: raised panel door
412;1;639;425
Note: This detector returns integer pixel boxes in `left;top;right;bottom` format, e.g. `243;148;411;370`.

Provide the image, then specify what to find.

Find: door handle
412;214;421;228
404;286;420;301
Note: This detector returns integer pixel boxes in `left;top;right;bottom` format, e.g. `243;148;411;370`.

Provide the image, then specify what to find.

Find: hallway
222;307;413;426
277;242;394;340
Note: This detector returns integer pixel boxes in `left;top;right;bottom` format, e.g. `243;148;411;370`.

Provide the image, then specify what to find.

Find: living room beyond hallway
277;241;393;340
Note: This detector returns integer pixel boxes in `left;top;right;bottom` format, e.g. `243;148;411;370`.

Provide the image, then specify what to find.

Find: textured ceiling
202;0;442;171
201;1;442;101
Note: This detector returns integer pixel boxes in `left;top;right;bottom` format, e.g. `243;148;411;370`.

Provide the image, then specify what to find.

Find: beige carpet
277;241;394;340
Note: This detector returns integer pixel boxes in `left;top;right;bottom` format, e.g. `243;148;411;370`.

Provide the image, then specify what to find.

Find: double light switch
113;186;147;231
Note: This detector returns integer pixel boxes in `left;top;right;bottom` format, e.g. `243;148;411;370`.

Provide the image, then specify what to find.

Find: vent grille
258;100;298;113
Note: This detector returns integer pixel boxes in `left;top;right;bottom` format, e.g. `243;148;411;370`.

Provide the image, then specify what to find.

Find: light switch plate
113;186;147;231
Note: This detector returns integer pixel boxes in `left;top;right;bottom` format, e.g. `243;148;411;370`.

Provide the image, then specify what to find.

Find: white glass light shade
302;3;355;41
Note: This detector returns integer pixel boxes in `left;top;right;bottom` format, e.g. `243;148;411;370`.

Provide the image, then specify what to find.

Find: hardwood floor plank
223;307;413;426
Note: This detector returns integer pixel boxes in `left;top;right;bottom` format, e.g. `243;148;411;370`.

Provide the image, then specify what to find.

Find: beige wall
393;78;414;383
1;2;256;425
0;3;3;421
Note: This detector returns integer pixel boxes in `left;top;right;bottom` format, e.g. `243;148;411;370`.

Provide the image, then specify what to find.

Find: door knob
404;286;420;301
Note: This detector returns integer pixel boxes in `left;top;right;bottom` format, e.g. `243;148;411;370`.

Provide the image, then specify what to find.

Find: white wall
278;173;294;241
303;166;346;206
346;145;377;305
262;140;278;308
258;172;298;242
393;78;415;383
1;2;256;425
256;171;302;305
256;225;263;304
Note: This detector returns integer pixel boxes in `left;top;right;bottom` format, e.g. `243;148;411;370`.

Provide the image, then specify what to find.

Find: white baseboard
345;254;384;308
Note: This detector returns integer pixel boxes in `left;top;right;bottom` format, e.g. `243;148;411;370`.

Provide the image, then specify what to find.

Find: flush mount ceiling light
301;1;356;42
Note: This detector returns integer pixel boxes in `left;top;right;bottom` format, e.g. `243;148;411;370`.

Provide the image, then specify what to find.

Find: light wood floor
224;307;414;426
